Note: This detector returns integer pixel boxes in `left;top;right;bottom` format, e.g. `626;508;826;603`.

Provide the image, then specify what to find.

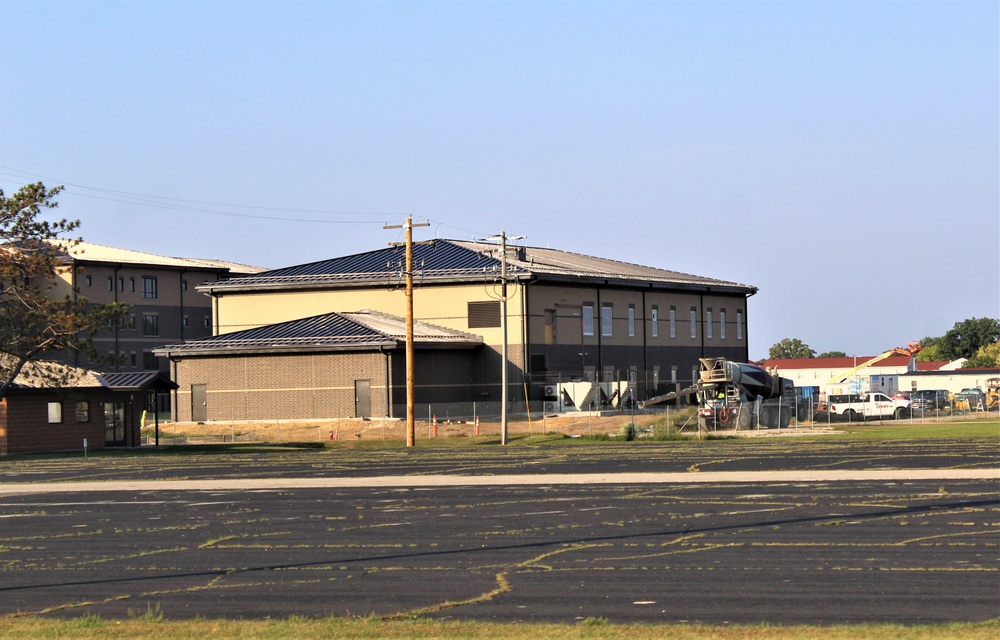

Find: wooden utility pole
499;231;509;445
384;217;428;447
489;231;524;445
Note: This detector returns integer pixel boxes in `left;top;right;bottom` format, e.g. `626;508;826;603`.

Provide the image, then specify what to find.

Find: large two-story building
156;240;758;422
52;242;264;372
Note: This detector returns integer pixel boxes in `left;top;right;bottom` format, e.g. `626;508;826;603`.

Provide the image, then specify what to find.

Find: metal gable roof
153;310;482;357
97;371;178;391
198;240;754;295
451;241;752;290
50;241;266;274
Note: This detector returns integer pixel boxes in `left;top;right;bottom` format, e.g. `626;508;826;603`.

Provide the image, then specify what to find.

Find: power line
0;165;529;238
0;166;407;224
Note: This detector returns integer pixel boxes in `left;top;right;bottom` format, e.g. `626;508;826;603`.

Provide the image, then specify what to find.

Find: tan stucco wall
214;283;524;346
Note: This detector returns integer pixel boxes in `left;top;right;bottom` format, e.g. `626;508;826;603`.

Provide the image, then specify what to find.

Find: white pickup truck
827;392;911;421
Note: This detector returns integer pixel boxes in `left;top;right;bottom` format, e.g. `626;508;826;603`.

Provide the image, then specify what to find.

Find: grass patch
1;618;996;639
834;419;1000;440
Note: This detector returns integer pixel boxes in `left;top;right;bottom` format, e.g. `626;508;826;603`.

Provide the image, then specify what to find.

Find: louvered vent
467;301;501;328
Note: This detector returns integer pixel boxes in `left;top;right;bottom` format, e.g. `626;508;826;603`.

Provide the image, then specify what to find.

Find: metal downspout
385;350;392;419
114;265;122;371
596;287;603;378
641;289;647;396
699;293;705;359
70;258;79;367
179;268;188;343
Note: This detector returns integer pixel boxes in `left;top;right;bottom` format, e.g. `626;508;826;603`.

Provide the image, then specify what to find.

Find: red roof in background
761;356;918;370
916;361;948;371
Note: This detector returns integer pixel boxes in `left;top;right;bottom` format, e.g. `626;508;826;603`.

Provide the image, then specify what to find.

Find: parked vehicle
911;389;950;411
828;392;911;421
954;389;987;412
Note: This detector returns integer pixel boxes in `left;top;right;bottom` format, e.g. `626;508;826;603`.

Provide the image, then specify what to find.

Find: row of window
84;274;186;300
113;313;211;336
469;300;745;341
579;303;743;340
107;351;159;369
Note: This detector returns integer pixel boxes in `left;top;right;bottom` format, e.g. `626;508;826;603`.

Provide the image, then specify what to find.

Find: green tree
768;338;816;359
818;351;847;358
0;182;129;400
915;337;946;363
963;340;1000;369
940;317;1000;360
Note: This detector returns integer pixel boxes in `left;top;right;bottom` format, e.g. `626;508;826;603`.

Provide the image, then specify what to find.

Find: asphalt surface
0;439;997;625
0;436;996;482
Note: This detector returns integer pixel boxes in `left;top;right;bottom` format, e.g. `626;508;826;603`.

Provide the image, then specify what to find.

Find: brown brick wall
0;392;113;455
171;352;394;422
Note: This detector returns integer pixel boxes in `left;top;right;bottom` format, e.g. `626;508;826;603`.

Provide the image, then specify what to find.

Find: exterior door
354;380;371;419
191;384;207;422
104;402;126;446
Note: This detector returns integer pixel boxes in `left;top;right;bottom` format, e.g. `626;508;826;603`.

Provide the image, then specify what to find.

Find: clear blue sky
2;0;997;360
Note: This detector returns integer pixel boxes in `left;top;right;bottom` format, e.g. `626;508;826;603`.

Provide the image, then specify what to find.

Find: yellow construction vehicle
987;378;999;410
827;342;922;385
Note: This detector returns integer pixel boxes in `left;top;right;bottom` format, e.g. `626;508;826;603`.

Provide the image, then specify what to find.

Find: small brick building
154;311;483;422
0;365;176;455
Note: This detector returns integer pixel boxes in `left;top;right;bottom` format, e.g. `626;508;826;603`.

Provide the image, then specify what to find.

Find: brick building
154;311;482;422
157;240;756;422
0;363;176;455
51;241;263;372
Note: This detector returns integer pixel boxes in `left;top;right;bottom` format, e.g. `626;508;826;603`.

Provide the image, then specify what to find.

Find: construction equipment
827;342;922;385
641;358;795;429
986;378;999;410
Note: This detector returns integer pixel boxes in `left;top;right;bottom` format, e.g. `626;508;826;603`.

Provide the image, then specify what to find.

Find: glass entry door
104;402;126;446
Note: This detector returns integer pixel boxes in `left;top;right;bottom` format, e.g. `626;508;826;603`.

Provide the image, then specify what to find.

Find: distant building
52;242;264;373
158;240;758;422
761;356;953;397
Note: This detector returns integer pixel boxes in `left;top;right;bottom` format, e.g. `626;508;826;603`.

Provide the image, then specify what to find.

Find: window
467;301;501;328
204;316;211;329
128;315;136;330
142;276;158;299
720;309;726;340
129;277;135;292
85;274;92;287
182;315;189;328
75;401;89;423
106;276;113;291
142;313;159;336
628;304;635;337
582;303;594;336
117;276;124;292
737;310;744;340
669;306;676;338
690;308;697;339
130;351;137;367
651;305;658;338
182;279;188;291
601;304;613;337
706;309;713;340
47;402;63;424
670;365;678;384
